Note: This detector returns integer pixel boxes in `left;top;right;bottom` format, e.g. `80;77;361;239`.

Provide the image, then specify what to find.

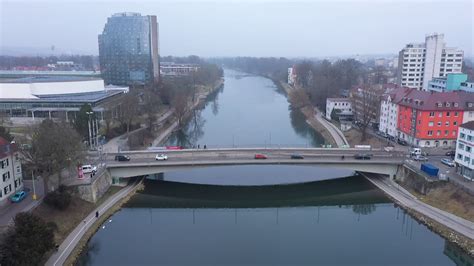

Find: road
363;173;474;240
315;112;349;147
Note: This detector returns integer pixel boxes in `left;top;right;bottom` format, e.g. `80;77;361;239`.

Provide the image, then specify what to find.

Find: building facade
325;98;352;120
99;12;160;86
455;121;474;181
288;67;296;85
0;138;23;206
160;62;199;76
428;73;468;92
379;94;399;137
397;33;463;91
396;90;474;147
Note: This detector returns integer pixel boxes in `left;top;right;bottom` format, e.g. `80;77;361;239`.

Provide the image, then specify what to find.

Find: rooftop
460;121;474;131
0;89;125;103
0;76;102;84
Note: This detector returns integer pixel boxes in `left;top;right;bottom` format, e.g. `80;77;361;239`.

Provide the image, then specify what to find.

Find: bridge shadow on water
125;175;391;209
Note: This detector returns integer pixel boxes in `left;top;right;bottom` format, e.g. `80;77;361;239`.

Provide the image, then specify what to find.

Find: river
77;70;470;265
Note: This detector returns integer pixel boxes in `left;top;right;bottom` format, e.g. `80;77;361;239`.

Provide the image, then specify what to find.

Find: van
81;164;97;174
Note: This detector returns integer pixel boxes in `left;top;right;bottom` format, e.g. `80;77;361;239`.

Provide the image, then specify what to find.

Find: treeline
292;59;367;109
210;57;294;81
0;55;97;70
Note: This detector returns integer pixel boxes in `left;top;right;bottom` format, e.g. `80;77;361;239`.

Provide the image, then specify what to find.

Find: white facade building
379;94;399;137
326;98;352;120
455;121;474;181
397;33;463;91
288;67;296;85
0;139;23;206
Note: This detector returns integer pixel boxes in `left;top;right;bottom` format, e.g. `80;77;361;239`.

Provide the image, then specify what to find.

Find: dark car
445;151;456;157
397;138;408;146
114;155;130;161
354;153;372;160
290;154;304;159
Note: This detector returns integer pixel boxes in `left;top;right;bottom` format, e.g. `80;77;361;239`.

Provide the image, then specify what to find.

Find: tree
353;85;382;141
44;185;72;210
0;213;55;265
330;108;342;121
23;119;85;192
73;104;95;140
117;93;139;133
0;125;13;142
288;89;311;109
141;90;161;130
172;92;190;128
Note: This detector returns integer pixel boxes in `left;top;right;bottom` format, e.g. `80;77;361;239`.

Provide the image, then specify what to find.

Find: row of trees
211;57;293;81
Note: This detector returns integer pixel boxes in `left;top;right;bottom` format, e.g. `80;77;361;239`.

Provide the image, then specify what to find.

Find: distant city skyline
1;0;473;57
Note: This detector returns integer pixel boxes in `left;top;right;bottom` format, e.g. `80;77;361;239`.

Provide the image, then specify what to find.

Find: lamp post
31;170;37;200
86;111;94;150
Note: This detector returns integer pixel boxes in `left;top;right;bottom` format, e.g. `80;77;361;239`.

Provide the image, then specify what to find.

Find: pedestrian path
314;111;349;147
45;178;142;266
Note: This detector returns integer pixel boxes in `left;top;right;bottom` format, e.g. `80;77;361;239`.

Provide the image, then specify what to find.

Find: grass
413;183;474;222
32;186;122;245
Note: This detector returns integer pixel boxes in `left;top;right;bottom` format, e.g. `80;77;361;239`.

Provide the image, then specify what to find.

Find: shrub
44;185;71;210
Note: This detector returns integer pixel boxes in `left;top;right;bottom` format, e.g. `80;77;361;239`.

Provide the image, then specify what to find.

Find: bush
44;185;71;210
0;213;55;265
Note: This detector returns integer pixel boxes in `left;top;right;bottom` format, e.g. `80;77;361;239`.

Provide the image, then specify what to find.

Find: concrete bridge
105;148;404;179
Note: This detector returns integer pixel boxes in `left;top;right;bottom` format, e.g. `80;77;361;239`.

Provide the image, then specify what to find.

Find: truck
420;163;439;177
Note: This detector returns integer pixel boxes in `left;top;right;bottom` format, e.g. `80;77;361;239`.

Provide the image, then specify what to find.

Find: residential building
397;33;463;91
288;67;296;85
99;12;160;86
160;62;199;76
455;121;474;180
325;98;353;121
0;137;23;206
350;84;394;128
428;73;468;92
396;90;474;147
379;87;411;137
460;82;474;93
0;75;128;123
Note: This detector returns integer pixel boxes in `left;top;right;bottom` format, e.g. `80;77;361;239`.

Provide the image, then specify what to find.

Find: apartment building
325;98;353;121
379;87;411;138
455;121;474;181
428;73;469;92
0;137;23;206
397;33;463;91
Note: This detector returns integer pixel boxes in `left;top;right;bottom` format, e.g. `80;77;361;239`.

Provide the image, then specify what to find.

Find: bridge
104;148;404;179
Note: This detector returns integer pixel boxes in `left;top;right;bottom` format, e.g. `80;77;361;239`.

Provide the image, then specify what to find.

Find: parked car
441;158;455;167
114;155;130;161
155;154;168;161
254;154;267;159
397;138;408;146
413;155;428;161
388;135;396;142
81;164;97;174
290;154;304;159
354;153;372;160
410;148;422;157
445;151;456;157
377;131;388;138
10;191;27;203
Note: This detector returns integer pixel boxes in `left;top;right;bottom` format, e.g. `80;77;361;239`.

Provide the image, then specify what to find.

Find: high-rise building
99;12;159;86
397;33;463;91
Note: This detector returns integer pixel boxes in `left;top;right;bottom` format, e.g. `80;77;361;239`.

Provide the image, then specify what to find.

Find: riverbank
276;80;339;147
45;178;144;266
151;78;224;147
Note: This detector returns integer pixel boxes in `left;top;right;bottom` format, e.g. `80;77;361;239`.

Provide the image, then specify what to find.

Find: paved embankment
45;178;142;266
362;173;474;240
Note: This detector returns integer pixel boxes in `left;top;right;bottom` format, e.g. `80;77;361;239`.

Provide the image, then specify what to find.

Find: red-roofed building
395;90;474;147
0;137;23;206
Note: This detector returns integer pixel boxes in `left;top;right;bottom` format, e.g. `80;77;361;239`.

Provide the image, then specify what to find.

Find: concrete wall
74;170;112;203
395;164;445;194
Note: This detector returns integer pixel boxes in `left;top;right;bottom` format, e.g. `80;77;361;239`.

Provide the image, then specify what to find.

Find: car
254;154;267;159
81;164;97;174
441;158;455;167
155;154;168;161
445;151;456;157
388;135;396;142
114;155;130;161
413;155;428;161
290;154;304;159
354;153;372;160
10;191;27;203
397;138;408;146
377;131;388;138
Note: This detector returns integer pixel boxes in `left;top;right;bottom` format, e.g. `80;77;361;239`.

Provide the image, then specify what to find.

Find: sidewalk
45;178;142;266
314;111;349;147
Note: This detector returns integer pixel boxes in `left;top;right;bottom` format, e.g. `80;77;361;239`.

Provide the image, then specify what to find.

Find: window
3;185;11;195
453;130;457;136
446;112;450;117
428;121;434;127
445;121;450;126
468;135;473;141
438;112;442;117
429;112;435;117
455;112;459;117
2;172;10;182
467;146;472;152
445;130;449;136
458;154;463;160
459;143;465;149
465;156;470;162
428;130;433;136
454;121;457;126
437;130;441;136
437;121;442;127
461;133;466;139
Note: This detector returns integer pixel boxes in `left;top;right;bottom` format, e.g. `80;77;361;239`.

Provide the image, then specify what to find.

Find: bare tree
172;92;190;128
119;93;139;133
354;85;382;141
288;89;311;109
141;90;161;130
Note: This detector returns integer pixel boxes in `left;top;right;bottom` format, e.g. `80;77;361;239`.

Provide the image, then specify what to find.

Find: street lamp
86;111;94;150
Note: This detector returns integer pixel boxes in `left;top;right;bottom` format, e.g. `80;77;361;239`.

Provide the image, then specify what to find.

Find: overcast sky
1;0;473;57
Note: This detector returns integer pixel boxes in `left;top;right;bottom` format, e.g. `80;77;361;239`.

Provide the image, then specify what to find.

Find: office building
397;33;463;91
99;12;160;86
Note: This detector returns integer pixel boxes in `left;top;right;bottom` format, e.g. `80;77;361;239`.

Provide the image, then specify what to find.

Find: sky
1;0;473;58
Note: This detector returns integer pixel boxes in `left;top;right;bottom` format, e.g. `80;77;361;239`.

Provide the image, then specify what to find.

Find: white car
81;164;97;174
155;154;168;161
441;158;455;167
